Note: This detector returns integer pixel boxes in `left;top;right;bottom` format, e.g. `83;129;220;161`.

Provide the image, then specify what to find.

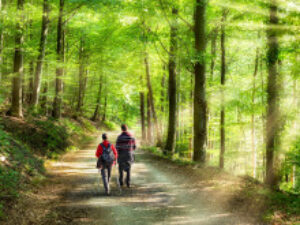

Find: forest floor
2;131;296;225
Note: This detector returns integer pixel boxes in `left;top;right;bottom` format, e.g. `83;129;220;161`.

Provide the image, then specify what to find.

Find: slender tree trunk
252;42;259;178
165;8;178;155
102;95;107;122
81;68;88;107
161;68;166;113
31;0;50;107
160;66;166;134
26;61;34;104
140;91;146;143
260;55;267;179
77;37;85;112
210;28;218;83
144;53;162;145
265;0;280;188
10;0;24;118
140;73;146;143
147;92;152;144
52;0;64;119
193;0;207;163
92;74;102;121
219;10;227;169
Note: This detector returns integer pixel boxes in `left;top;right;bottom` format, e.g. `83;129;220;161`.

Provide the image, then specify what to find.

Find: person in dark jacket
116;124;136;188
95;133;118;195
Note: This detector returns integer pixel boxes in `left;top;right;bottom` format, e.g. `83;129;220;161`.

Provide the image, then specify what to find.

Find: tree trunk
252;41;259;178
77;37;85;112
31;0;50;107
140;91;146;143
147;92;152;144
144;53;162;146
210;28;218;83
9;0;24;118
52;0;64;119
140;74;146;144
219;10;227;169
26;61;34;104
92;74;103;121
165;8;178;155
161;67;166;113
265;0;280;188
193;0;207;163
102;95;107;122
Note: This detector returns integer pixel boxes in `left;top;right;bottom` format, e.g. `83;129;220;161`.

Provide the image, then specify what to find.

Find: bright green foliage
0;0;299;202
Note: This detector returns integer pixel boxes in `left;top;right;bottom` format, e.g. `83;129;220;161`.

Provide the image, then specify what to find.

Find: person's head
102;133;108;141
121;124;128;132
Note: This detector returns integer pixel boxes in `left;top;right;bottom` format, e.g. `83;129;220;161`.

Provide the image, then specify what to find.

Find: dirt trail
42;132;256;225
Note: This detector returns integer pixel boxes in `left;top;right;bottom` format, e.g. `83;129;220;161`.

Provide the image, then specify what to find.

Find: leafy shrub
102;120;117;131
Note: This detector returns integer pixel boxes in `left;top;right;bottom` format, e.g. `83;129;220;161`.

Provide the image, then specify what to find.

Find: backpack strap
101;143;111;151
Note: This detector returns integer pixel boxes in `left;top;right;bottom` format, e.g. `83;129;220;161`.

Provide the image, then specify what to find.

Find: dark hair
102;133;107;140
121;124;127;131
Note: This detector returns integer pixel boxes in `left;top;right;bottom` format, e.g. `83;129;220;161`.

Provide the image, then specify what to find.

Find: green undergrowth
0;128;45;219
142;146;196;166
0;116;98;220
0;117;97;159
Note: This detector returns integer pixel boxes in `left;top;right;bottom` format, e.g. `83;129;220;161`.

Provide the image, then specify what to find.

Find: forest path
43;132;255;225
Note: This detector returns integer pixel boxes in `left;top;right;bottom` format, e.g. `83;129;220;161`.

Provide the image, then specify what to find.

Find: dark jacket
116;131;136;164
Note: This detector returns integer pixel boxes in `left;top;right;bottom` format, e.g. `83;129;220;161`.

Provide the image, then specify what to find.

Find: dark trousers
100;164;112;192
118;163;131;186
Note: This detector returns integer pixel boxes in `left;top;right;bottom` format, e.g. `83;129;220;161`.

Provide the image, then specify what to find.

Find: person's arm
132;138;136;150
95;144;103;158
116;136;121;152
111;144;118;159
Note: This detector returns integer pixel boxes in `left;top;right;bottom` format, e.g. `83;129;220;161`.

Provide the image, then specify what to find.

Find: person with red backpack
95;133;118;195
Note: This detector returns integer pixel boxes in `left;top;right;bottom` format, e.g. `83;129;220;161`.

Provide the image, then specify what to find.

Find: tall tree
210;28;218;82
52;0;64;119
9;0;25;118
165;7;178;155
144;53;162;145
77;37;85;112
140;75;146;143
147;92;152;144
91;74;103;121
31;0;50;107
265;0;280;187
219;10;227;169
252;38;259;178
193;0;207;163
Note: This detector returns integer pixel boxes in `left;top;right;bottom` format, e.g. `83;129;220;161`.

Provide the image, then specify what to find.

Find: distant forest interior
0;0;299;223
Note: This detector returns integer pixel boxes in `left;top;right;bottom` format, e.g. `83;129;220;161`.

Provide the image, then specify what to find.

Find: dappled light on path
46;135;256;225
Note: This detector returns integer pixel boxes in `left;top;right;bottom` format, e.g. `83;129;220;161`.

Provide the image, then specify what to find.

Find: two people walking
95;124;136;195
